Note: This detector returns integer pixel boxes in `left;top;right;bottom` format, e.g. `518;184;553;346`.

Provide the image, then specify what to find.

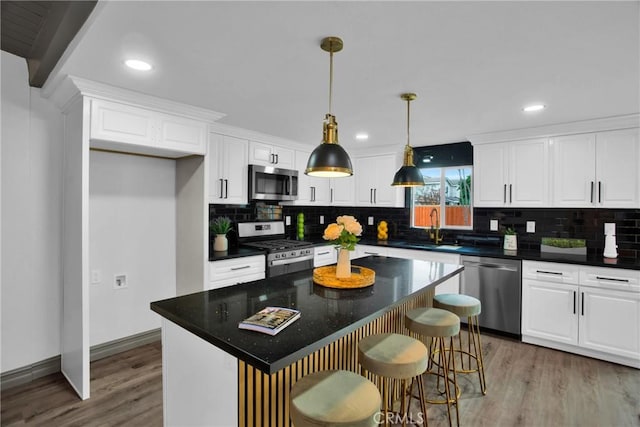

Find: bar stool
433;293;487;395
358;333;429;427
405;307;460;427
290;369;381;427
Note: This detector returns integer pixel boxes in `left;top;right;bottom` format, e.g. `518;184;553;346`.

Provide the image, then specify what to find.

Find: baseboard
1;328;161;391
90;328;161;362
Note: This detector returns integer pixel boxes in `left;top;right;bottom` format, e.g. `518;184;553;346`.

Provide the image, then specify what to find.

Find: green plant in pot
210;217;232;252
503;227;517;251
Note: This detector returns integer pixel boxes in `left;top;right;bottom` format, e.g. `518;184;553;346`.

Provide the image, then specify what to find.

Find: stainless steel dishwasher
460;256;522;336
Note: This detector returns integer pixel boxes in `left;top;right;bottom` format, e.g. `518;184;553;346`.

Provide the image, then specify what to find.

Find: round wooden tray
313;265;375;289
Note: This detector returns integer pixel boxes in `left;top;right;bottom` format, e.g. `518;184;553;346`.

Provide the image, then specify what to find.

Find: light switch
285;216;291;226
368;216;374;225
526;221;536;233
319;215;324;225
490;219;498;231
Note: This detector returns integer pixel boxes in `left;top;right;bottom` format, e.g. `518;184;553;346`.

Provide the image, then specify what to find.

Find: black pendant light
305;37;353;178
391;93;424;186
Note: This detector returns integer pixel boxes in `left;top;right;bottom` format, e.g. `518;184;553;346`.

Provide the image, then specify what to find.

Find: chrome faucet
429;208;444;244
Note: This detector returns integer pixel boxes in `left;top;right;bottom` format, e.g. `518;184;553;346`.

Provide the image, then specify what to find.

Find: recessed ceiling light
523;104;546;112
355;133;369;141
125;59;152;71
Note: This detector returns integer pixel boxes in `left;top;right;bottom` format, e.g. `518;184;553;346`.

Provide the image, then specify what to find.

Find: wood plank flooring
2;334;639;426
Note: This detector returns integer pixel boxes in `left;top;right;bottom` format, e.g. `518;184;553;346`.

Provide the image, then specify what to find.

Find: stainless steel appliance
249;165;298;201
460;255;522;336
238;221;313;277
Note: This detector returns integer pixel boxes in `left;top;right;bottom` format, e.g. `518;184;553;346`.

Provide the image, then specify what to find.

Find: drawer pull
231;265;251;271
317;251;330;256
364;251;379;255
536;270;563;276
595;276;629;283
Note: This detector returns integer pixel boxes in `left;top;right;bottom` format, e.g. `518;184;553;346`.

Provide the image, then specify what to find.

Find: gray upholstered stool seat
433;293;481;318
290;369;381;427
433;293;487;396
404;307;461;427
405;307;461;338
358;333;429;427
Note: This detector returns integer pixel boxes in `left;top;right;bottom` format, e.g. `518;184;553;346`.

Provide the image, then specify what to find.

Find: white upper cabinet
355;154;404;207
249;140;295;169
90;99;207;157
209;134;249;205
474;138;549;207
551;128;639;208
287;150;354;206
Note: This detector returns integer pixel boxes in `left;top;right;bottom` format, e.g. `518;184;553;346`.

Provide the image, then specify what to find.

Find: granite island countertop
151;256;463;374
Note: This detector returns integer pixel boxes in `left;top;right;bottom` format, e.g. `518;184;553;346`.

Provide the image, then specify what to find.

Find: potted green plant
210;217;232;252
503;227;517;251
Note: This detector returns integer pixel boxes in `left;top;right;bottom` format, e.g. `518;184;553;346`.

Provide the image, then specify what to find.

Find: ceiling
25;2;640;148
0;1;96;87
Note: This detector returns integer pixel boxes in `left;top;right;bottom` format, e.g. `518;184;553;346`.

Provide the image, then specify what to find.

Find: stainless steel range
238;221;314;277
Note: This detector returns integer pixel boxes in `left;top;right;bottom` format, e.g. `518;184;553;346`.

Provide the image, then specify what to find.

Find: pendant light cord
406;97;411;147
328;45;334;114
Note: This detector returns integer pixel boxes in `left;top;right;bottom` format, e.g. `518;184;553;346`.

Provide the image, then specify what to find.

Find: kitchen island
151;256;463;427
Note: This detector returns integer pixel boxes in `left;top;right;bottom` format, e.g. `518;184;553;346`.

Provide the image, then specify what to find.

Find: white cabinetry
209;134;248;204
353;244;389;259
314;246;337;267
551;129;639;208
522;261;640;368
386;248;461;295
249;140;294;169
473;138;549;207
289;150;354;206
355;154;404;207
208;255;265;290
90;99;207;157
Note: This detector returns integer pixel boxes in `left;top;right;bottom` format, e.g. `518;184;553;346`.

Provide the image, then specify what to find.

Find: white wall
1;51;64;372
89;151;176;345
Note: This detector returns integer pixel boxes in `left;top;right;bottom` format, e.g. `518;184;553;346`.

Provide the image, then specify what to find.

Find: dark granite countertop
208;246;266;261
151;256;463;374
354;239;640;271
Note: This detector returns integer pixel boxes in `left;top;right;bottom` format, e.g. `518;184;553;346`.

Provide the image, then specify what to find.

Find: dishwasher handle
463;260;519;272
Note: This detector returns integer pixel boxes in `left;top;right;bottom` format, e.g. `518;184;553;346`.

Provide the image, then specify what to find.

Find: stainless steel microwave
249;165;298;201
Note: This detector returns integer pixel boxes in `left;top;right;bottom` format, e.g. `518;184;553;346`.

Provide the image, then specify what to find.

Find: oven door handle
270;254;314;266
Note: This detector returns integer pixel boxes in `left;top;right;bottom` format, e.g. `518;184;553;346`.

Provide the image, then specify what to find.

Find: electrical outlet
526;221;536;233
114;274;127;289
285;215;291;226
319;215;324;224
490;219;498;231
604;223;616;235
91;270;102;284
368;216;374;225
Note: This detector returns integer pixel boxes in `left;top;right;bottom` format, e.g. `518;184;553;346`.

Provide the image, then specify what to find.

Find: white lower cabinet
313;246;337;267
208;255;265;290
522;261;640;368
353;244;389;259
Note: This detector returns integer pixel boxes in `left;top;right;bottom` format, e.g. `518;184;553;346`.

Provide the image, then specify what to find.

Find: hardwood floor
1;334;639;426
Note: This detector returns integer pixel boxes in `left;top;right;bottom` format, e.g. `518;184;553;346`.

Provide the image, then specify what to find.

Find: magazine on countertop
238;306;301;335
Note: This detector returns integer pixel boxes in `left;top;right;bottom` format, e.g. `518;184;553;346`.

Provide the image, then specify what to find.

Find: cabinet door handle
598;181;602;203
317;251;330;255
330;188;334;203
590;181;594;203
509;184;512;203
503;184;507;203
275;153;279;164
596;276;629;283
573;291;576;314
581;292;584;316
370;188;374;204
374;188;377;204
231;265;251;271
536;270;563;276
219;178;224;199
224;179;229;198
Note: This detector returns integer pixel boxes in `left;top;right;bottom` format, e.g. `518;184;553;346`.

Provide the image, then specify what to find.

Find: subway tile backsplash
211;203;639;259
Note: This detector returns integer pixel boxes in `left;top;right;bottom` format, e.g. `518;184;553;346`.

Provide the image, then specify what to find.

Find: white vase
504;235;517;250
336;248;351;278
214;234;228;252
